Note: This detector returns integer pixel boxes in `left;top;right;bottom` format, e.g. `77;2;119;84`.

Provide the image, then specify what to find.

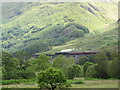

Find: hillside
1;2;118;54
43;22;118;54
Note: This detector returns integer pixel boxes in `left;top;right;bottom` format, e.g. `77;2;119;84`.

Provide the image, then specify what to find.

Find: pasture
2;78;119;88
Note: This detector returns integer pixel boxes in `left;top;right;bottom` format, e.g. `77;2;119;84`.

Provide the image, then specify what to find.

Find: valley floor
2;80;119;88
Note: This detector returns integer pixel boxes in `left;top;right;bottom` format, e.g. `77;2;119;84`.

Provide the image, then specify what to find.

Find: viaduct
32;51;99;64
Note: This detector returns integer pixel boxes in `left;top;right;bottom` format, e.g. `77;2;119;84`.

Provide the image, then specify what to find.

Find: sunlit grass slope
43;23;118;54
2;2;118;53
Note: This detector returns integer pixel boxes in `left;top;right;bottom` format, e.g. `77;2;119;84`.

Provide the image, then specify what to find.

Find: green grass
2;78;37;85
67;78;85;84
72;80;118;88
2;78;118;88
84;78;118;80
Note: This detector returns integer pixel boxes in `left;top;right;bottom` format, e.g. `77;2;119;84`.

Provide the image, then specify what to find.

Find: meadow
2;78;118;88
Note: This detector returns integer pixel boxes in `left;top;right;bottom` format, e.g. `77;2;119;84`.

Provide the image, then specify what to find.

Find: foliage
16;68;35;79
12;51;31;71
52;55;66;69
67;64;83;79
79;56;88;65
85;64;99;78
23;40;51;55
108;57;119;79
83;61;95;75
87;54;96;63
37;67;70;90
110;51;118;60
2;51;20;80
32;54;51;72
52;55;75;76
63;25;85;39
94;52;109;79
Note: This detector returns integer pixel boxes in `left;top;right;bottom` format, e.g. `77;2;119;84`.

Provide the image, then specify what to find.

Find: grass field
72;80;118;88
2;79;119;88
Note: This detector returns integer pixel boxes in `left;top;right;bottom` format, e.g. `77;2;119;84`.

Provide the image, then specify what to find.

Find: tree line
1;49;119;89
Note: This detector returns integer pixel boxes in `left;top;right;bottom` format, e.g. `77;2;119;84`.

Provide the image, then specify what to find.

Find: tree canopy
37;67;69;90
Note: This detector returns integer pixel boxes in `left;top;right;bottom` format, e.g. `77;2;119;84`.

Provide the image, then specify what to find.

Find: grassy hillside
41;22;118;54
1;2;118;54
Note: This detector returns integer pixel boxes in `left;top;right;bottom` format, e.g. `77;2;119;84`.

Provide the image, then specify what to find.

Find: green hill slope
1;2;118;54
43;22;118;54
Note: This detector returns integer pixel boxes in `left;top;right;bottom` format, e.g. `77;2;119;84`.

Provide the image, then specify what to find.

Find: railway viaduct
32;51;99;64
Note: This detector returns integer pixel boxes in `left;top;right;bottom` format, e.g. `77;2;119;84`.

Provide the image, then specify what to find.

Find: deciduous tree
37;68;70;90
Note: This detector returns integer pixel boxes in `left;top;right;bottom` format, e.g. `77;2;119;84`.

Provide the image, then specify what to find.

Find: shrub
37;67;70;90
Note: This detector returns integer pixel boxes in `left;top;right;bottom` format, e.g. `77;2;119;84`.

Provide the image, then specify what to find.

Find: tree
75;23;90;33
52;55;75;76
67;64;83;79
52;55;65;69
83;61;94;76
32;54;51;72
110;51;118;60
37;68;70;90
16;68;35;79
94;52;109;79
87;54;96;63
108;57;119;78
2;51;20;79
85;64;99;78
79;56;88;65
13;51;30;70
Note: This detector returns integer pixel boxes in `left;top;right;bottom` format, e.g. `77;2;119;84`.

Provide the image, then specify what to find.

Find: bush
37;67;70;90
